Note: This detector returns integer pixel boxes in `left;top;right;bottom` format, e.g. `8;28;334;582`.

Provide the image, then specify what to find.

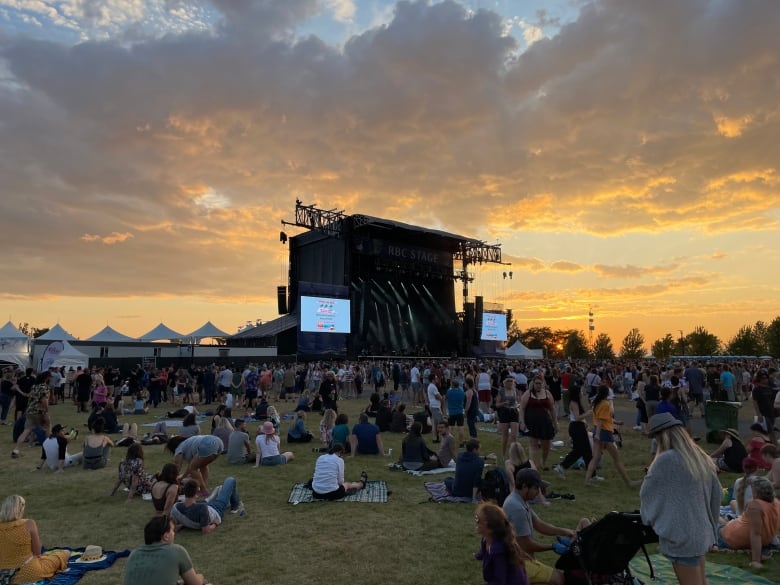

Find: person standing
11;375;50;459
641;413;721;585
445;378;466;445
427;376;444;443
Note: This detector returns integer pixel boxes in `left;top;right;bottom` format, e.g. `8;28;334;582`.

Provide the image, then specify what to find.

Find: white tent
47;340;89;370
86;325;137;343
0;321;30;368
185;321;230;341
37;323;76;341
504;341;544;359
138;323;184;342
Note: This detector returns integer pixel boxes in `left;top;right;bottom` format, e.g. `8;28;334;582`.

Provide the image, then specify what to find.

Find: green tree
684;326;721;356
726;325;761;356
620;328;646;359
592;333;615;360
519;327;554;351
564;330;590;359
766;316;780;358
651;334;676;360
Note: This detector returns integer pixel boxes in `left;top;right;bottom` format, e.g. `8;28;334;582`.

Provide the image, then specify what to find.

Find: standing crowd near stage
1;356;780;584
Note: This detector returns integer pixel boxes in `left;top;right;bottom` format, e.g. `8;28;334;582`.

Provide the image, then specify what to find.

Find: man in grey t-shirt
226;419;253;464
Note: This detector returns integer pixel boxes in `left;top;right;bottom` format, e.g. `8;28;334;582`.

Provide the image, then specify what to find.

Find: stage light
279;231;288;244
509;271;513;279
503;272;507;279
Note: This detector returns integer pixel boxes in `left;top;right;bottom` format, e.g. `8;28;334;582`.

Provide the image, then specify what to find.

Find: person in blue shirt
445;439;484;500
287;411;313;443
445;379;466;445
349;413;386;456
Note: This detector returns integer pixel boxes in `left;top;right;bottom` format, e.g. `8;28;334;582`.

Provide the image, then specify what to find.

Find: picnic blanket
629;553;776;585
24;547;130;585
477;426;497;433
288;481;388;504
424;480;472;503
406;462;456;476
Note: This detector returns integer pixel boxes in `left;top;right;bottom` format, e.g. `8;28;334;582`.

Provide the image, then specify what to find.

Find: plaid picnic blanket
424;481;472;503
288;480;388;503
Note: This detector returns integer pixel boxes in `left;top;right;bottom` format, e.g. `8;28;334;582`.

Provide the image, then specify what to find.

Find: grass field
1;395;778;585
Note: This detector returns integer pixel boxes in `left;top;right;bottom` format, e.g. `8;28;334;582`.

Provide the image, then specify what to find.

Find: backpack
480;467;510;506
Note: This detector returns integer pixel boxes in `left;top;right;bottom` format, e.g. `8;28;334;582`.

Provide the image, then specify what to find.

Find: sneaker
593;475;605;482
632;425;642;431
230;502;246;516
553;464;566;479
11;449;21;458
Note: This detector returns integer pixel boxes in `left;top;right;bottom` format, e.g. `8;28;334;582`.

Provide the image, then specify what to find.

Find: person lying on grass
170;478;246;534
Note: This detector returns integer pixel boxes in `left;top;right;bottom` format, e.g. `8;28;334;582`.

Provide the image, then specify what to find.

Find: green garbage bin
704;400;740;444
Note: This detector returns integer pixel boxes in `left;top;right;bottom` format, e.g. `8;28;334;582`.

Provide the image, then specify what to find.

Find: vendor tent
86;325;137;343
37;323;76;341
0;321;30;368
504;341;544;359
185;321;230;342
138;323;184;342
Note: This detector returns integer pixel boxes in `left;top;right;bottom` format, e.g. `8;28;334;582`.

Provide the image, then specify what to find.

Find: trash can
704;400;740;444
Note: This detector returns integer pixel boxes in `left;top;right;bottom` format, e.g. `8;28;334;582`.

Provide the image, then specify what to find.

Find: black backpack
480;467;510;505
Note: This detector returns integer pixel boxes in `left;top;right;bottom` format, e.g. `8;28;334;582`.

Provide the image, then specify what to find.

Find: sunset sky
0;0;778;349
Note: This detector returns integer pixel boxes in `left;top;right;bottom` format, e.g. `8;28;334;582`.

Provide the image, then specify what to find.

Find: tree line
507;316;780;360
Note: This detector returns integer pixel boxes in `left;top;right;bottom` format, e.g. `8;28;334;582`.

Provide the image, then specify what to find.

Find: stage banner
360;240;452;268
41;341;64;370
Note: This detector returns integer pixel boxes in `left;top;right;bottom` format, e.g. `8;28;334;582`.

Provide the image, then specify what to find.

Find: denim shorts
715;525;733;550
593;428;614;443
663;554;702;567
261;454;287;466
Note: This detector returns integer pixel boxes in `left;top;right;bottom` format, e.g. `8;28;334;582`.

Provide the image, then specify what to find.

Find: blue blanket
25;548;130;585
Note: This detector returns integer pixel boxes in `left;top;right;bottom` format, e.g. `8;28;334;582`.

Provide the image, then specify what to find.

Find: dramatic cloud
0;0;777;341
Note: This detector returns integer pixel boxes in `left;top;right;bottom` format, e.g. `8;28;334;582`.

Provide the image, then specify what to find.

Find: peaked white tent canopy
86;325;137;343
138;323;184;342
185;321;230;341
47;340;89;369
504;341;544;359
37;323;76;341
0;321;30;368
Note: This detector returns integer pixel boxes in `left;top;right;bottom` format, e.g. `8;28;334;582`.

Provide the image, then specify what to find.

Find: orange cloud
80;232;134;245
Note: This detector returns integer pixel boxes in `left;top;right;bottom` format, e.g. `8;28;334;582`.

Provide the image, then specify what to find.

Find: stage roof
230;313;297;339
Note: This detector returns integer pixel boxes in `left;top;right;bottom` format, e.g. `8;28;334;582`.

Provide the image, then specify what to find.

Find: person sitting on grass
150;463;180;517
503;469;591;585
745;423;772;470
474;502;530;585
82;416;114;470
311;444;368;500
123;515;208;585
401;421;438;471
390;403;408;433
331;413;351;452
349;412;386;458
715;476;780;570
226;419;254;465
709;428;747;473
41;424;82;472
179;412;201;438
287;410;313;443
170;478;245;533
266;406;281;432
444;439;485;501
728;458;759;518
111;443;154;500
0;495;70;584
255;421;294;466
317;408;337;452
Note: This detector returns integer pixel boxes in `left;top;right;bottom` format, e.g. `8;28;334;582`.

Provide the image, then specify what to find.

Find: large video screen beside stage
300;296;351;333
481;312;507;341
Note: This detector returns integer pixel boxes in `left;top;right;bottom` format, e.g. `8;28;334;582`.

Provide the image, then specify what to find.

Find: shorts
197;435;224;458
497;407;519;424
430;407;444;424
715;525;733;550
448;413;464;426
261;454;287;466
663;554;702;567
593;428;614;443
478;389;492;403
25;413;42;431
312;485;346;500
524;559;554;584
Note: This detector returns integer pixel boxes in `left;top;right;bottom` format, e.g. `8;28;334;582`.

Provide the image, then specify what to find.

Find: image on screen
481;312;507;341
300;296;351;333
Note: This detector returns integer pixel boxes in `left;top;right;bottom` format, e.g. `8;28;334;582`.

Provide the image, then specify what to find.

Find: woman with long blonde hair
640;413;720;585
